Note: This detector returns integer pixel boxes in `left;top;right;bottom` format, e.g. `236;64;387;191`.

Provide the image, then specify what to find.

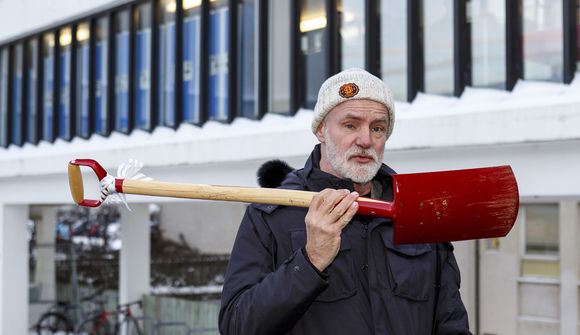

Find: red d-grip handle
68;159;109;207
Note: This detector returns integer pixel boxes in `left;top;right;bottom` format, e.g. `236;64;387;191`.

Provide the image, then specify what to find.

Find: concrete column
119;204;150;307
480;212;520;335
560;200;578;335
0;204;29;334
454;240;476;332
32;206;58;301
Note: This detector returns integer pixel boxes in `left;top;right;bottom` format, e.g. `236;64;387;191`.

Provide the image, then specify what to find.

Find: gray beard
324;130;383;184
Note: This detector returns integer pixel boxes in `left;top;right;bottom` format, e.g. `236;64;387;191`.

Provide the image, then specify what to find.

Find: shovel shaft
121;179;394;217
122;179;315;207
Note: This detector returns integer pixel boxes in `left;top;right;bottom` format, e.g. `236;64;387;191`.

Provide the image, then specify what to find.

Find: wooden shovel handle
122;179;316;208
121;179;393;217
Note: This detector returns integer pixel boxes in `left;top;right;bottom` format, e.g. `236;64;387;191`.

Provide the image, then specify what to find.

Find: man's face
316;99;390;184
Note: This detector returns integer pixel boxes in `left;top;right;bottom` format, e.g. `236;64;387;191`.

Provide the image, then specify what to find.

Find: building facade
0;0;579;334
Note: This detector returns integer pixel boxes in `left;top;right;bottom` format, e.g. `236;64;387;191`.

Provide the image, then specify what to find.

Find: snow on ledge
0;76;579;177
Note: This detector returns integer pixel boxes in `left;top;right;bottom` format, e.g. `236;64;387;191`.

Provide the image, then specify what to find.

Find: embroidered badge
339;83;359;98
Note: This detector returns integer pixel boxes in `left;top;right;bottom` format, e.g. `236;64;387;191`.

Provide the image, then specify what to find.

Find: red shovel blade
392;166;519;244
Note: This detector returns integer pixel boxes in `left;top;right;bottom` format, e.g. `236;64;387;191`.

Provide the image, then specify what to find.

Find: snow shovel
68;159;519;244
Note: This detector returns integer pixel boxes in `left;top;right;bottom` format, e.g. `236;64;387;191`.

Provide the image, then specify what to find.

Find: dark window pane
135;4;152;130
183;0;202;123
0;48;8;147
115;10;131;133
522;0;563;81
238;0;256;118
58;27;72;140
42;34;55;142
76;23;91;138
339;0;365;69
470;0;507;89
208;0;230;121
422;0;454;95
300;0;327;109
380;0;407;101
95;17;109;135
12;44;24;146
26;40;39;144
159;0;177;127
268;0;291;114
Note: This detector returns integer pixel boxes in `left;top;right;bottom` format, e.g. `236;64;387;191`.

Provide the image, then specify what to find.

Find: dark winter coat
219;145;471;335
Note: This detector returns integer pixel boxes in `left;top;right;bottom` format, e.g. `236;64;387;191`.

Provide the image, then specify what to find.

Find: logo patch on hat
339;83;359;98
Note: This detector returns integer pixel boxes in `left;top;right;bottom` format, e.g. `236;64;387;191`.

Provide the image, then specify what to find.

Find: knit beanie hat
312;68;395;139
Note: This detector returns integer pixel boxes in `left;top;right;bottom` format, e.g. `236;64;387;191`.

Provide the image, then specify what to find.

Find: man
219;68;471;334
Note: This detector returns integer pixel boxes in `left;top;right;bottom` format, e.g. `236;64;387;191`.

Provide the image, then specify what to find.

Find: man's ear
315;123;325;143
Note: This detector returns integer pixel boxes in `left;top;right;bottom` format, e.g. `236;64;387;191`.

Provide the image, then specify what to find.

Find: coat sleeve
219;206;329;335
435;246;473;335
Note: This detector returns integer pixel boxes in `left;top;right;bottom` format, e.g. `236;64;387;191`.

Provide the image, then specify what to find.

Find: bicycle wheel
76;316;112;335
35;312;74;335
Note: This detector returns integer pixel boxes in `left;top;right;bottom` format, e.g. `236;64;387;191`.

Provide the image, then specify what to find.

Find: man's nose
355;128;372;148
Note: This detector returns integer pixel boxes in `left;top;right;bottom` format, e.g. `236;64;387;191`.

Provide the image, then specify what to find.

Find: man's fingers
337;201;359;228
330;191;359;218
312;189;350;212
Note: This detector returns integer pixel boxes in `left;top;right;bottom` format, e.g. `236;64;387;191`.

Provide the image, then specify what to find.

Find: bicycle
33;300;84;335
75;299;144;335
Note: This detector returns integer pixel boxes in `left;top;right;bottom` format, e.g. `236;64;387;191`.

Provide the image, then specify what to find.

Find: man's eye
372;126;385;133
344;124;355;129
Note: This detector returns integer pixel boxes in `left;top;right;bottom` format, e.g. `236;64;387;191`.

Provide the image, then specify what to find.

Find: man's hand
304;189;359;272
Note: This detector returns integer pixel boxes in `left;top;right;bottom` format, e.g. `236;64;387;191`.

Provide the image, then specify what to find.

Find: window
0;48;8;147
268;0;291;114
95;17;109;135
470;0;507;89
338;0;365;69
159;0;177;127
183;0;202;123
42;33;55;142
135;4;152;130
521;204;560;278
522;0;564;82
114;10;131;133
238;0;257;118
380;0;407;101
208;0;230;121
300;0;327;109
12;44;24;146
58;27;73;140
422;0;454;95
76;23;91;138
25;40;39;144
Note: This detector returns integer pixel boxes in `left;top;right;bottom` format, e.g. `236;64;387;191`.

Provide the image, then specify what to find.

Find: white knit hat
312;68;395;139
